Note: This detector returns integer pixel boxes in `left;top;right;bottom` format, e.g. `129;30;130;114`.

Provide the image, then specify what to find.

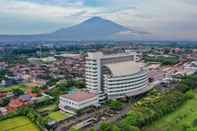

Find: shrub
100;122;111;131
118;121;140;131
0;97;10;106
31;87;41;94
12;88;24;96
192;119;197;127
185;90;194;99
107;100;123;110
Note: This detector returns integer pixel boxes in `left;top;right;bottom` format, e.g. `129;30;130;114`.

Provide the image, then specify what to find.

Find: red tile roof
61;91;96;102
8;99;25;112
8;99;24;108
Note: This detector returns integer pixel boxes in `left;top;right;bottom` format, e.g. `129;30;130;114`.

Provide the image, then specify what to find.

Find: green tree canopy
31;87;41;94
12;88;24;96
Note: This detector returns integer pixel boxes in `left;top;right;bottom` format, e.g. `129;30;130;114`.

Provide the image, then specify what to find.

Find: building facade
85;52;150;103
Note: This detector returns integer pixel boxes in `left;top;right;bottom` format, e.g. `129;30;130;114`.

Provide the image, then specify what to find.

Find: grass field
47;111;73;122
0;116;39;131
143;90;197;131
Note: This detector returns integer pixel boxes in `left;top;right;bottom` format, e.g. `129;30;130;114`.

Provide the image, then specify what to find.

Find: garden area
0;116;39;131
143;90;197;131
46;111;73;122
36;103;73;122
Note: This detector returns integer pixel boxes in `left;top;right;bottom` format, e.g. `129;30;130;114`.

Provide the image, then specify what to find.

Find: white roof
105;61;144;76
87;52;137;59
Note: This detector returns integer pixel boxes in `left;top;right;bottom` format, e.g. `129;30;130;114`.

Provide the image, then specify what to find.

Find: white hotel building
59;52;150;113
86;52;150;103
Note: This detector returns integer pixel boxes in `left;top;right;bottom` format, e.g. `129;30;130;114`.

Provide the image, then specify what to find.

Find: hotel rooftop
105;61;144;76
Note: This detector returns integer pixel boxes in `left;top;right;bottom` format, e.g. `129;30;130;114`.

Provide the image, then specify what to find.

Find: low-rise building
0;107;8;116
184;61;197;71
59;91;98;113
7;99;26;112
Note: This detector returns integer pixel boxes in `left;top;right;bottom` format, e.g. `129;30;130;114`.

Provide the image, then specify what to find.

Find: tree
12;88;24;96
74;80;85;89
122;112;143;126
0;69;7;81
185;90;194;99
0;97;10;106
41;85;48;90
192;119;197;127
31;87;41;94
45;79;58;86
118;121;140;131
108;100;123;110
176;83;190;93
100;122;111;131
111;125;121;131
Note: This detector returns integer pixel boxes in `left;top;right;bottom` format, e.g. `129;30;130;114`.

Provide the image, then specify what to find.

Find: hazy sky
0;0;197;40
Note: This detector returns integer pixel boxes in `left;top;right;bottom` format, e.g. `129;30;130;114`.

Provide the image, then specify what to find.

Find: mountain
0;17;147;42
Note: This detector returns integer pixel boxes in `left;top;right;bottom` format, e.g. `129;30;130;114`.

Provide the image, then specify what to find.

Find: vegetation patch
0;116;39;131
47;111;73;122
106;100;124;110
143;90;197;131
0;84;27;93
144;55;179;66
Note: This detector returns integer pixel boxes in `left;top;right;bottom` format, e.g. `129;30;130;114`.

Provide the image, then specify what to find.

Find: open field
47;111;73;122
0;116;39;131
143;90;197;131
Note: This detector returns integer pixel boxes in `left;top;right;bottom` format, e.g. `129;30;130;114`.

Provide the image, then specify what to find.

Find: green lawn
143;91;197;131
47;111;73;122
0;116;40;131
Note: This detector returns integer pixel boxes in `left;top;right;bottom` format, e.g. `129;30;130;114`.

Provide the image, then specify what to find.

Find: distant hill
0;17;147;42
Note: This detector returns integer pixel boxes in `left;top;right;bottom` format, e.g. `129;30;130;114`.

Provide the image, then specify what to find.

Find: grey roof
104;61;144;76
87;52;137;59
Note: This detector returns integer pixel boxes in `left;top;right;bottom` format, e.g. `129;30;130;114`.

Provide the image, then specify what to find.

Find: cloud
0;0;196;40
69;10;87;17
0;0;100;28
